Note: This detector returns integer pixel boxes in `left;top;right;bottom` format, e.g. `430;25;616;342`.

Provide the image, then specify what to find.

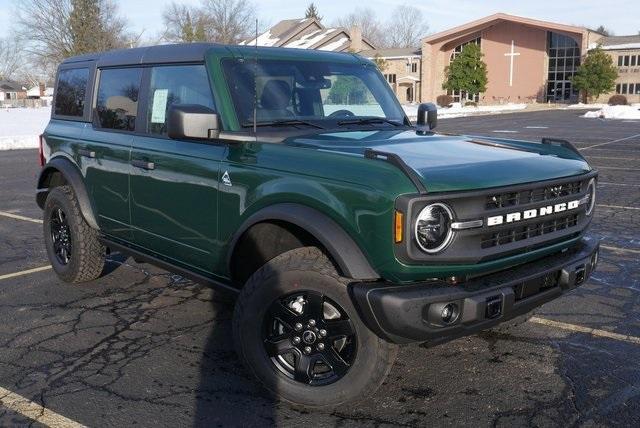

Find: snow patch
564;103;608;110
601;43;640;50
402;103;528;120
0;107;51;150
285;29;335;49
318;37;348;51
243;30;280;47
583;104;640;119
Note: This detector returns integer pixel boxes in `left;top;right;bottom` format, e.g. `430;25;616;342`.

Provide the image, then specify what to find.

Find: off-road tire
233;247;398;408
43;185;105;283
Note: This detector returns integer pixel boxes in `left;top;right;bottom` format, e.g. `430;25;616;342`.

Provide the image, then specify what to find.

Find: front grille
486;180;581;210
480;213;579;249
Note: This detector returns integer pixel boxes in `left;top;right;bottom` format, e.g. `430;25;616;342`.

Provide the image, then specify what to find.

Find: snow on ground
0;107;51;150
564;103;608;110
583;104;640;120
402;102;527;120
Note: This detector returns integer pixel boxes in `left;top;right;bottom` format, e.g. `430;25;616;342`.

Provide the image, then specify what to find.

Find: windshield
221;58;406;129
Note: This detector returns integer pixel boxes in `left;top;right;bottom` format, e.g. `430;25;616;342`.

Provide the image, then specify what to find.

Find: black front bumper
351;238;599;344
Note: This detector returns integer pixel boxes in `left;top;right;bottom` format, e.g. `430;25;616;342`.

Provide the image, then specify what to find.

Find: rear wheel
233;247;397;408
43;185;105;283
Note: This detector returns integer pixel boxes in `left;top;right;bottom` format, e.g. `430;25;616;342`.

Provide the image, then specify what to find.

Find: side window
147;65;215;136
54;68;89;117
96;68;142;131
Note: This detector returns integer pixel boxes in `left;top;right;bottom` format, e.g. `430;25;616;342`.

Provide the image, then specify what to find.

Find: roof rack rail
364;148;427;194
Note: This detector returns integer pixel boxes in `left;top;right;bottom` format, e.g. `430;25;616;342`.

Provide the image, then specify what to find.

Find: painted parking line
592;166;640;171
0;265;51;282
598;182;639;187
0;211;42;224
525;126;549;129
0;386;85;428
492;130;518;133
600;245;640;255
597;204;640;211
530;317;640;345
580;133;640;151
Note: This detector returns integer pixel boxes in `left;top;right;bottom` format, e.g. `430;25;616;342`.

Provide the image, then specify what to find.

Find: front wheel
233;247;397;408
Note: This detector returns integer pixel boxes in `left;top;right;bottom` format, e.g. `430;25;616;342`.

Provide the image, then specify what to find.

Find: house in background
0;80;27;102
360;48;422;103
242;17;374;52
598;35;640;103
26;82;55;99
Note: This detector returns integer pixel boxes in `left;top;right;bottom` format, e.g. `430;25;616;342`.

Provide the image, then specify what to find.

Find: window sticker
151;89;169;123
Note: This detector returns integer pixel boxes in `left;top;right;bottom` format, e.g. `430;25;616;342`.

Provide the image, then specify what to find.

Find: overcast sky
0;0;638;40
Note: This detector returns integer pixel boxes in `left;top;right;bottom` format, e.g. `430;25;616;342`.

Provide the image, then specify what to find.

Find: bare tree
384;4;429;48
201;0;255;44
332;8;386;48
15;0;136;71
161;2;210;43
0;37;23;80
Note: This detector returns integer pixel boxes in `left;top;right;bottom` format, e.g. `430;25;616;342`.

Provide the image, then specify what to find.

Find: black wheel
233;247;397;408
43;185;105;283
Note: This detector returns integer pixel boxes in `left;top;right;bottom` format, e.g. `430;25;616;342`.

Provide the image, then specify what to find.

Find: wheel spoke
320;347;350;376
56;208;64;224
294;353;316;384
268;301;298;328
324;319;354;338
264;335;294;357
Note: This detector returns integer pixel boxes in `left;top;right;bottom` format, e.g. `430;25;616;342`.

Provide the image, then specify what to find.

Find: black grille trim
481;213;579;249
486;180;582;210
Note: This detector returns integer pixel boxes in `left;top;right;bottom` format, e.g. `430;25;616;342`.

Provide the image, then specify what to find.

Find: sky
0;0;639;40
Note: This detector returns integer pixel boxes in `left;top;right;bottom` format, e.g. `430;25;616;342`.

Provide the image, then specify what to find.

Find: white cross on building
504;40;521;87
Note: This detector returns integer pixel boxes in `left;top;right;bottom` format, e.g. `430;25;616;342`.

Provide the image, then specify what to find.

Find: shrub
436;94;453;107
464;101;478;107
608;95;627;105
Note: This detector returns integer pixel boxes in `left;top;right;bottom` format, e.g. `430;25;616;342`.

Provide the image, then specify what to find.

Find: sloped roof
360;48;421;58
423;13;589;45
242;18;374;52
599;35;640;50
0;80;25;92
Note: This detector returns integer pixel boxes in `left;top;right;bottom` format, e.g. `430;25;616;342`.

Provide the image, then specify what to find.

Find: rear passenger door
130;64;226;274
84;67;143;240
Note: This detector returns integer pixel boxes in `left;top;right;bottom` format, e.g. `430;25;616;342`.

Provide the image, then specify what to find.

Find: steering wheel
328;109;355;118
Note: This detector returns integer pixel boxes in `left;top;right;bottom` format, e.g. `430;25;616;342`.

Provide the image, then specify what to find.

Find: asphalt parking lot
0;108;639;427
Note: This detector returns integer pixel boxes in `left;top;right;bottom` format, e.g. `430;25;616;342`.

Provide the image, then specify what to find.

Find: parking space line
592;166;640;171
580;133;640;150
598;182;639;187
530;317;640;345
600;245;640;255
0;266;51;281
0;211;42;224
597;204;640;211
0;386;84;428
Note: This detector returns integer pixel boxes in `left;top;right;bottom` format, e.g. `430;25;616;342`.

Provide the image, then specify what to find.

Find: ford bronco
37;43;599;407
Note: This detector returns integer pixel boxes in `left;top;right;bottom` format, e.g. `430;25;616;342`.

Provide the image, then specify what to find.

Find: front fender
36;156;99;230
228;203;380;280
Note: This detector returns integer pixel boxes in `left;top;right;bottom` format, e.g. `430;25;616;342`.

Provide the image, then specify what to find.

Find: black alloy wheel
50;206;72;265
263;290;357;386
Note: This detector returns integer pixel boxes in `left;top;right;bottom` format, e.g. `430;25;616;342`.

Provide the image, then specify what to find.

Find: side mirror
167;104;220;140
416;103;437;130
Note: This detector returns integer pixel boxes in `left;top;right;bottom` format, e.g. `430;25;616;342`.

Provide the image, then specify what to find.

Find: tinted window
96;68;142;131
147;65;215;135
55;68;89;117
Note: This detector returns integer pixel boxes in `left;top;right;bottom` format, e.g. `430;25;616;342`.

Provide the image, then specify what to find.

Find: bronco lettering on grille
487;200;580;227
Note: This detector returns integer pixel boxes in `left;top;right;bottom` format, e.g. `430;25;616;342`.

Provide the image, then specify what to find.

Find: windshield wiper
337;117;402;127
241;119;325;129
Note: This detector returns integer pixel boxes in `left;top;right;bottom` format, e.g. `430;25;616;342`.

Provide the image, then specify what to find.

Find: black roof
61;43;219;67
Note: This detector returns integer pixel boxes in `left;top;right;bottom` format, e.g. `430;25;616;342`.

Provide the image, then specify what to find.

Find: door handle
131;159;156;170
78;149;96;159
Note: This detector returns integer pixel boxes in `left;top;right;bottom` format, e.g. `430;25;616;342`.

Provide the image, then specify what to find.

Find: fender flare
228;203;380;280
36;157;100;230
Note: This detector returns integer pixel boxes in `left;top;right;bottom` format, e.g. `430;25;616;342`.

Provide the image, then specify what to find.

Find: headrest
261;80;292;110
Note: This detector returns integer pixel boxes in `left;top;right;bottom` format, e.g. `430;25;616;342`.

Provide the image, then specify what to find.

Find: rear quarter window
95;68;143;132
54;68;90;117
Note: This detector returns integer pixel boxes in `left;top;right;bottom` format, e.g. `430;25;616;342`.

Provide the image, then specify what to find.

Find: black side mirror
416;103;437;130
167;104;220;140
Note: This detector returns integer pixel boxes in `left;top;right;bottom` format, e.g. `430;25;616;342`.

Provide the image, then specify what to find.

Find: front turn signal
394;210;404;243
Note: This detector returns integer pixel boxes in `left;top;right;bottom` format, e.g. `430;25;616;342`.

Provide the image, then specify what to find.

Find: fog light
441;303;460;324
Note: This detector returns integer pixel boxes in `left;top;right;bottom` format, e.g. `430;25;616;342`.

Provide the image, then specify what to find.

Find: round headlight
585;178;596;216
414;203;454;253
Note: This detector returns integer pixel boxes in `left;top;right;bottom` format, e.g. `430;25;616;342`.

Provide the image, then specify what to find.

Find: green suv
37;43;599;407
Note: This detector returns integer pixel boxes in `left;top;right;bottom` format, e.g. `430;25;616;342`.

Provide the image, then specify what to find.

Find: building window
632;56;637;67
624;55;630;66
635;83;640;94
411;63;418;73
449;37;481;102
618;56;624;66
629;83;635;95
384;74;396;84
622;83;628;94
546;32;580;102
616;84;621;94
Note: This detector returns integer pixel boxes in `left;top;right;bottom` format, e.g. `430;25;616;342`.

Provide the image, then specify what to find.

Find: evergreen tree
69;0;103;55
305;3;322;21
442;43;488;105
572;46;618;103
